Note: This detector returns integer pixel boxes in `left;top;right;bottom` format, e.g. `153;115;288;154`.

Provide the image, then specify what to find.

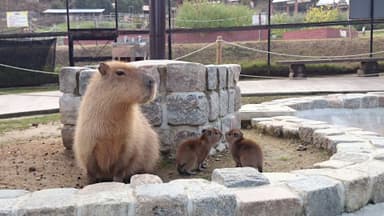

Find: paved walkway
0;91;61;118
0;76;383;118
239;76;384;96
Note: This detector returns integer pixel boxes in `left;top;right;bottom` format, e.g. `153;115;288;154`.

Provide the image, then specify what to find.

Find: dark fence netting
0;38;58;87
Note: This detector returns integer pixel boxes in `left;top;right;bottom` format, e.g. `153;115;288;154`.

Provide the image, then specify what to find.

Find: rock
211;167;270;188
78;69;96;96
59;67;83;94
166;62;206;92
206;65;218;90
130;174;163;187
217;65;227;89
59;94;81;125
207;91;219;121
167;93;208;126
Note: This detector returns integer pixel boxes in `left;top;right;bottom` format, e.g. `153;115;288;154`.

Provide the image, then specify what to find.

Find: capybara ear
98;62;109;76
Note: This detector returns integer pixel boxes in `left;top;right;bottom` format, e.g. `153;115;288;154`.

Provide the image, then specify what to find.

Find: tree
305;6;341;23
117;0;144;13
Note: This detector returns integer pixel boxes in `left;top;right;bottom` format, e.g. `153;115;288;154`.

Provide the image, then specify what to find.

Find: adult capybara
225;129;263;172
176;128;222;175
74;61;160;183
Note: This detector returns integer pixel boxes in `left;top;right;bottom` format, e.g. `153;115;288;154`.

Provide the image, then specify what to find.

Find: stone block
134;182;189;216
141;96;162;126
61;124;75;150
222;113;240;133
0;190;29;216
341;203;384;216
240;104;296;121
75;183;134;216
207;91;219;121
206;65;218;90
361;95;379;108
313;160;355;169
217;65;227;89
294;168;371;212
59;67;83;94
298;124;330;144
211;167;270;188
234;86;241;111
311;98;329;109
369;137;384;148
228;88;236;114
343;94;364;109
286;175;344;216
234;185;303;216
59;94;81;125
219;90;229;117
330;152;370;164
154;127;172;155
169;179;236;216
78;69;96;96
324;135;366;153
130;174;163;187
348;160;384;203
15;188;78;216
336;142;375;154
166;62;206;92
326;94;345;108
262;172;306;185
226;64;241;85
167;92;208;126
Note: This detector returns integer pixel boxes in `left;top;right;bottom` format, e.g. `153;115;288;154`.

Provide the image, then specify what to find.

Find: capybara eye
115;71;125;76
234;133;239;137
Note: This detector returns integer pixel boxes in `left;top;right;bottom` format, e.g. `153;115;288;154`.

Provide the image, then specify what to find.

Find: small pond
296;108;384;135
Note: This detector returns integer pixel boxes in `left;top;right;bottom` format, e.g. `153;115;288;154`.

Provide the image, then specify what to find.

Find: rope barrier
0;63;58;75
174;42;216;60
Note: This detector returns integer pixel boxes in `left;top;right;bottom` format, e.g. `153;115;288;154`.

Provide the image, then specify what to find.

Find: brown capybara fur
176;128;222;175
74;61;160;183
225;129;263;172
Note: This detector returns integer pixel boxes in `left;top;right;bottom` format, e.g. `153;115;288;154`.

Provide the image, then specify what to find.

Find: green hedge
0;65;58;88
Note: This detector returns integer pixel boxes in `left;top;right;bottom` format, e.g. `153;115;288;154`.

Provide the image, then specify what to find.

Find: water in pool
296;108;384;135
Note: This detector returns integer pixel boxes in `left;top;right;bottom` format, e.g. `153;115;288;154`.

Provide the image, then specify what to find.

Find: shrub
175;1;253;28
305;6;343;23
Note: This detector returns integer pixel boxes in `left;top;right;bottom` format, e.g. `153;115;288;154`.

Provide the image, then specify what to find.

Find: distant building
272;0;317;15
42;9;105;24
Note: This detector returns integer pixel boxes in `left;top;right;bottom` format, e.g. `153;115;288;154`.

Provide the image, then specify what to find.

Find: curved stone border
2;84;384;214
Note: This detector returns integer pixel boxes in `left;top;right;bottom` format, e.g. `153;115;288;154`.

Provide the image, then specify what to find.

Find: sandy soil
0;120;330;191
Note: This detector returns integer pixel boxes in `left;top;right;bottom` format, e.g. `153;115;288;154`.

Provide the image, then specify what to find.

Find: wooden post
216;36;223;65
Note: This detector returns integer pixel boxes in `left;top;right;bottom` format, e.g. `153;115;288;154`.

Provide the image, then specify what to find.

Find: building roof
317;0;349;6
42;9;105;14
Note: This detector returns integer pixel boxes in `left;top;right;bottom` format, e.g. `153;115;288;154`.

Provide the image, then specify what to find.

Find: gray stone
294;168;371;212
226;66;235;88
59;67;83;94
207;91;219;121
262;172;306;185
61;124;75;150
134;182;189;216
75;182;134;216
286;175;344;216
234;185;303;216
211;167;270;188
343;94;364;109
348;160;384;203
228;88;236;114
361;95;379;108
78;69;96;96
313;160;355;169
167;92;208;126
154;127;172;154
217;65;227;89
369;137;384;148
166;62;206;92
0;190;29;216
324;135;366;153
130;174;163;187
326;94;344;108
226;64;241;85
234;86;241;111
219;89;229;117
206;65;218;90
141;96;162;126
341;203;384;216
298;124;331;144
169;179;236;216
311;98;329;109
373;150;384;161
15;188;78;216
59;94;81;125
240;104;296;121
330;152;370;163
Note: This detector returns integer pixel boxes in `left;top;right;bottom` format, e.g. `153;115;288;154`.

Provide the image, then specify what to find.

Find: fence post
216;36;223;65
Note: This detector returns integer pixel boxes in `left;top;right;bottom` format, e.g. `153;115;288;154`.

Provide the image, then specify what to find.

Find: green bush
175;1;253;28
271;13;305;38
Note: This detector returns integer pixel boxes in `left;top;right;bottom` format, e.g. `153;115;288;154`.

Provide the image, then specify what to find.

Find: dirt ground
0;120;330;191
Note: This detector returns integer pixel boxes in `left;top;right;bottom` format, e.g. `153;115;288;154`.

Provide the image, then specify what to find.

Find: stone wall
58;60;241;157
